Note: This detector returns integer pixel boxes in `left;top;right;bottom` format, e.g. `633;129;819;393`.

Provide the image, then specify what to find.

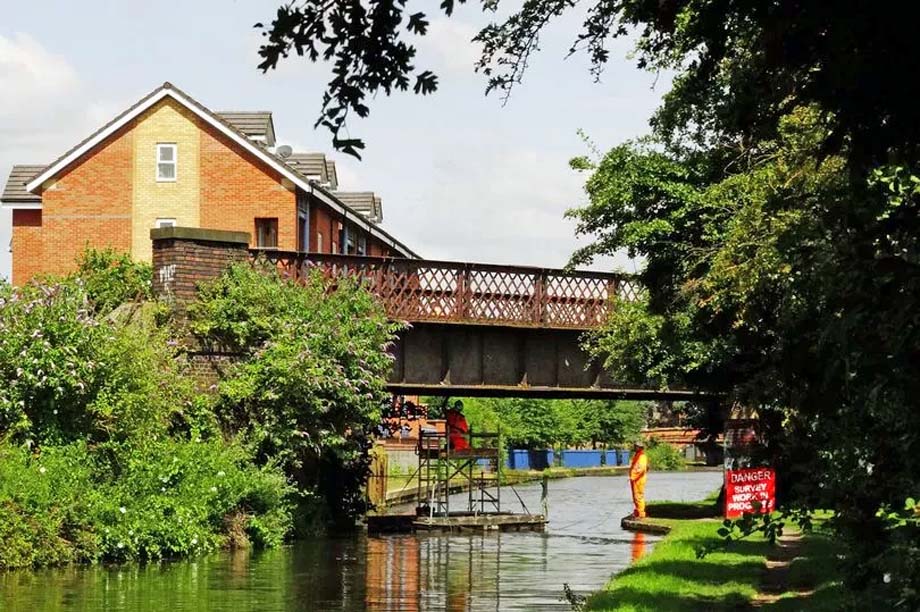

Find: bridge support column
150;226;250;310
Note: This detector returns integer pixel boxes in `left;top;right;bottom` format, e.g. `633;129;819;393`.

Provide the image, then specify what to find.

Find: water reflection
1;471;721;612
630;532;647;563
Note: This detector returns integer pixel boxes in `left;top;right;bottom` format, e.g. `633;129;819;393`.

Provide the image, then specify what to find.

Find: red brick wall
199;124;296;249
11;210;43;283
14;126;134;283
310;204;334;252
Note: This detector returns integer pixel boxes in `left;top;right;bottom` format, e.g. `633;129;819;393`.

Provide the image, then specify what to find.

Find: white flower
217;471;226;478
884;573;892;584
38;466;46;474
191;537;198;546
209;486;218;493
119;506;127;514
117;542;124;549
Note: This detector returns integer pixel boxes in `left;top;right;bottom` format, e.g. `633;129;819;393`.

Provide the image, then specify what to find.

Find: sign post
724;467;776;519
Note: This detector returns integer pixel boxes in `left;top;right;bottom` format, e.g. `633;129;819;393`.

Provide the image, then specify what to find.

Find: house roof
1;165;45;206
285;153;339;191
12;82;417;258
325;160;338;190
286;153;328;180
216;111;276;146
334;191;383;224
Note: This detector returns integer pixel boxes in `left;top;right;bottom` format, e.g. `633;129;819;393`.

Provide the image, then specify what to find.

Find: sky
0;0;670;281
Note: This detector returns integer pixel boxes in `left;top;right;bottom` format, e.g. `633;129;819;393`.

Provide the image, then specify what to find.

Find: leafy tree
571;107;920;605
258;0;920;164
190;264;402;523
457;397;645;449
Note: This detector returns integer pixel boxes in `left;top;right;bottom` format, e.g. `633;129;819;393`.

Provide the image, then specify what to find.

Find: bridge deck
252;251;641;330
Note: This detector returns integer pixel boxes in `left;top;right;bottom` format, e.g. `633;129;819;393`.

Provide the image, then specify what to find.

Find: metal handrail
250;250;642;330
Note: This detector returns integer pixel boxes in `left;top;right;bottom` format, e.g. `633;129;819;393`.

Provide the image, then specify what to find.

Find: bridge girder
387;323;717;401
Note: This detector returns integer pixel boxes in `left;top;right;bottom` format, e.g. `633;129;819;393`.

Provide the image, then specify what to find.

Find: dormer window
157;144;177;182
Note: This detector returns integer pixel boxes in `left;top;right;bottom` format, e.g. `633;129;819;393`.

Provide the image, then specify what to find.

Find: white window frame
155;218;176;228
156;143;177;182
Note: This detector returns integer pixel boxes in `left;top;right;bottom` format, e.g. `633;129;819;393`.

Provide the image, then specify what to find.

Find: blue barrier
602;449;632;466
506;449;554;470
561;450;603;468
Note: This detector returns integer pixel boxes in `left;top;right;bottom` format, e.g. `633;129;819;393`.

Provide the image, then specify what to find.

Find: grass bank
586;501;850;611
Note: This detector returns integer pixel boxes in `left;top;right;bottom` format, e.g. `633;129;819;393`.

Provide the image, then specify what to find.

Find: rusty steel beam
386;323;721;401
386;383;720;401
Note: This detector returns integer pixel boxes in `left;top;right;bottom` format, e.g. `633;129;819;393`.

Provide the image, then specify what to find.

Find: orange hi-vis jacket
629;449;648;518
446;410;470;451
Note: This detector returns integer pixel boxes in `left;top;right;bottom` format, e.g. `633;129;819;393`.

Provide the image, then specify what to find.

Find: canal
1;471;721;611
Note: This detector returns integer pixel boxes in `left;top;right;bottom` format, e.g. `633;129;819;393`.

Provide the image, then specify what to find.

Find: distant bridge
255;252;710;401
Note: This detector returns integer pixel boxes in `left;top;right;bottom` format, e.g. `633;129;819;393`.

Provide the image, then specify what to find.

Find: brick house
1;82;416;284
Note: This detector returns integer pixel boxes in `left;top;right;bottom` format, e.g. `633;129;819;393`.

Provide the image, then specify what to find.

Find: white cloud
0;33;81;120
416;18;483;77
0;33;120;281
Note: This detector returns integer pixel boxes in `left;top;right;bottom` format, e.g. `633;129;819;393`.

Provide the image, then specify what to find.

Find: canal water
1;471;721;611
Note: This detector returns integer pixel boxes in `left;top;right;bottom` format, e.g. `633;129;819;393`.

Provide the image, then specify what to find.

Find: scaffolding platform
413;512;546;532
368;420;544;534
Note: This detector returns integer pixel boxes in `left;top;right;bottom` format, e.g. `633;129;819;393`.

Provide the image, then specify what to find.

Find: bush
0;251;294;569
0;438;292;568
75;246;152;314
0;276;192;445
190;264;402;522
645;437;687;471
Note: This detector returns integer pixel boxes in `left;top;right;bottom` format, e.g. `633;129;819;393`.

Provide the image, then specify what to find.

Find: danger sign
724;468;776;519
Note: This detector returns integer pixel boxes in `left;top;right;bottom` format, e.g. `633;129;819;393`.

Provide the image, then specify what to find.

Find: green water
1;472;721;611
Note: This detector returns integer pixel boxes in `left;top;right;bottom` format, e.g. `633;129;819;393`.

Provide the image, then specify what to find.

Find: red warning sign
724;468;776;519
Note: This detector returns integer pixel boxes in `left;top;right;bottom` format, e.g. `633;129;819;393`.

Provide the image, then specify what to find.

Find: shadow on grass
647;501;720;520
588;557;764;611
588;585;749;612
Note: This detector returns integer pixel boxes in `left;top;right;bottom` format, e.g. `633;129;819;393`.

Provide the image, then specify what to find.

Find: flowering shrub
190;264;401;521
0;438;291;568
0;277;190;444
0;251;293;568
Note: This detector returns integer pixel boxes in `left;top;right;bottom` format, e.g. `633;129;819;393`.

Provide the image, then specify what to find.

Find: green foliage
0;267;190;445
456;397;646;450
0;251;293;569
569;108;920;604
0;438;292;569
75;246;152;314
644;438;686;471
588;512;850;611
190;263;401;520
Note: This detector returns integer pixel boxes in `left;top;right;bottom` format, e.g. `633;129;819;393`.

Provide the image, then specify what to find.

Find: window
156;144;177;182
255;218;278;249
357;235;367;256
155;218;176;228
346;227;356;255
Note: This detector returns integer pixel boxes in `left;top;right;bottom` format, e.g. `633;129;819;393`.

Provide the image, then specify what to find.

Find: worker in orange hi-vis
629;440;649;518
445;400;470;451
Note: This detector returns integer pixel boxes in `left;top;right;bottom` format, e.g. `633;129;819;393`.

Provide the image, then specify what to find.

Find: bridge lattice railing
250;251;641;329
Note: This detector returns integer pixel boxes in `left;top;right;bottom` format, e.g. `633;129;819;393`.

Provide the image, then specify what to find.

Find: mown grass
586;504;850;611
